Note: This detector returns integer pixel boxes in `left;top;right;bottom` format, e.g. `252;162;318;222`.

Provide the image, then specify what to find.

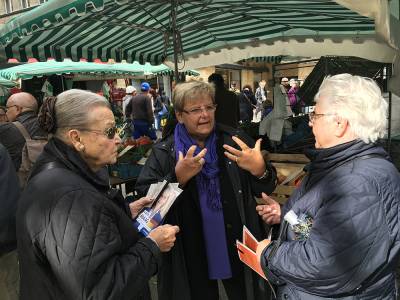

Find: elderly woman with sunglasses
135;81;277;300
16;89;179;300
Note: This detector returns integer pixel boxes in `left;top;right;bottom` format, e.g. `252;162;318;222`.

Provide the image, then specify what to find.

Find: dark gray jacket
262;140;400;299
0;111;47;170
0;143;20;255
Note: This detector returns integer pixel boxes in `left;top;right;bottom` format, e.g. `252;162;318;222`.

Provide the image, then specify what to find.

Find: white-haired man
254;74;400;299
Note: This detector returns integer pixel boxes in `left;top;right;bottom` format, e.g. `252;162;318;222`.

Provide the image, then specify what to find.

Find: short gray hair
315;74;387;143
54;89;109;139
173;81;215;112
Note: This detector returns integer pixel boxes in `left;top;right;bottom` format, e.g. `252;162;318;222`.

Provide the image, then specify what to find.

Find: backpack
13;121;47;188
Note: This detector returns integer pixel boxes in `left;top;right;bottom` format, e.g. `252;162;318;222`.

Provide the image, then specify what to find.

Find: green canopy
0;60;198;80
0;76;17;87
0;0;385;67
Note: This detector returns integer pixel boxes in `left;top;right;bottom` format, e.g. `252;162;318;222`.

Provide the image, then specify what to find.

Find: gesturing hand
148;224;180;252
175;145;207;187
256;193;281;225
223;136;266;177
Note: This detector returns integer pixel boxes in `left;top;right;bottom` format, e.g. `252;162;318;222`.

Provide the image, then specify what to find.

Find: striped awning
0;60;198;80
0;0;381;66
240;56;284;64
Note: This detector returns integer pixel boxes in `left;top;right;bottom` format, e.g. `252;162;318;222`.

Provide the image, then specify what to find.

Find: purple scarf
174;123;232;279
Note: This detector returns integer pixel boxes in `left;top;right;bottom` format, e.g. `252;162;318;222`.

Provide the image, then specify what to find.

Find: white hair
314;74;387;143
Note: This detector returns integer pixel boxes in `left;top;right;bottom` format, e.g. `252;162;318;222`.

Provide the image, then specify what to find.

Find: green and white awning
0;60;198;80
0;0;391;68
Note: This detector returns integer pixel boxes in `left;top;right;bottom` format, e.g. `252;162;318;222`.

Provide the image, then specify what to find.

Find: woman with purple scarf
135;81;277;300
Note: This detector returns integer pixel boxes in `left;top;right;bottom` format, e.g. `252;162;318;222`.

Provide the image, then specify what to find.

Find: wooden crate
265;153;309;204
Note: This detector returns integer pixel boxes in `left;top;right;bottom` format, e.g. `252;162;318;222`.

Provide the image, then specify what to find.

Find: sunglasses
80;126;119;139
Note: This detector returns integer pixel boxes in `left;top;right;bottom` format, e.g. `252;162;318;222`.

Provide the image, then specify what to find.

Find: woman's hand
223;136;266;177
175;145;207;187
148;224;180;252
256;193;281;225
129;197;153;219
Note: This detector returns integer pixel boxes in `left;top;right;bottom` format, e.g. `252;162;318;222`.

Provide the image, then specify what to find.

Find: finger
224;151;239;163
178;151;184;161
232;136;250;150
186;145;197;158
198;158;205;165
173;225;180;233
254;138;262;151
261;192;277;205
194;148;207;160
222;144;242;157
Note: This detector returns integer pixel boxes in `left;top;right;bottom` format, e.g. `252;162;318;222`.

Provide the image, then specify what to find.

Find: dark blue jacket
262;140;400;299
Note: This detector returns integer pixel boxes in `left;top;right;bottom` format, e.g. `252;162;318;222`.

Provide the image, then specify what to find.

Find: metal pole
171;0;180;82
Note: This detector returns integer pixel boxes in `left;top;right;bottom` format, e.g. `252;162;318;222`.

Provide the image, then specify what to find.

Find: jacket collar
39;137;110;191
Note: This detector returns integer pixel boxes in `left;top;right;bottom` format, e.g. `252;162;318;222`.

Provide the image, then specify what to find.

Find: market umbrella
0;0;396;79
0;75;17;87
0;60;198;81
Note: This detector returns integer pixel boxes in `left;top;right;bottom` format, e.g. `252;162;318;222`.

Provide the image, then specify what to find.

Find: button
283;294;289;299
238;189;242;194
228;161;232;165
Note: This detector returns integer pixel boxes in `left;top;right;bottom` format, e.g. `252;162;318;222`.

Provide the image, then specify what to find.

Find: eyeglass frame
78;126;119;139
308;111;336;123
181;104;217;116
4;105;19;112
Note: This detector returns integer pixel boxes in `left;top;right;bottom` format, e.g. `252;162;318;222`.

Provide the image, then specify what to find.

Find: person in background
0;92;47;170
255;74;400;299
122;85;136;118
0;106;7;123
136;81;277;300
17;90;179;300
255;80;267;121
125;82;157;140
152;89;163;131
238;85;256;123
0;143;20;300
208;73;240;128
287;79;299;113
280;77;290;93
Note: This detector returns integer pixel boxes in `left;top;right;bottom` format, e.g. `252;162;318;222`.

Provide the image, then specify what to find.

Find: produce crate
110;163;143;180
265;153;309;205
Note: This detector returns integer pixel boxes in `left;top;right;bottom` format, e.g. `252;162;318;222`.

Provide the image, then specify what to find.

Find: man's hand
129;197;153;219
223;136;266;177
148;224;180;252
175;145;207;187
256;193;281;225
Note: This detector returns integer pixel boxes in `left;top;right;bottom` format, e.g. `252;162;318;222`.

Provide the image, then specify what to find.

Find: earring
79;144;85;151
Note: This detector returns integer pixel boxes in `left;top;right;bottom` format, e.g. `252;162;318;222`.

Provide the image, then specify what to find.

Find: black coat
135;124;277;300
262;140;400;299
0;143;20;255
0;111;47;170
214;88;240;128
17;138;161;300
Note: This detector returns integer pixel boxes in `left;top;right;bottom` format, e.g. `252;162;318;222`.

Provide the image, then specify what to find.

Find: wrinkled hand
175;145;207;187
256;193;281;225
256;239;271;263
223;136;266;177
148;224;180;252
129;197;153;219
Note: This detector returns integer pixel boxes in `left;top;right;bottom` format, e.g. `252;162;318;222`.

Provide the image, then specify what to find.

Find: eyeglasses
80;126;119;139
308;111;335;123
182;104;217;116
5;105;18;112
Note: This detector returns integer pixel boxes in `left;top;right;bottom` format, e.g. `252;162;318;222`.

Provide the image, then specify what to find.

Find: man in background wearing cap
125;82;157;140
122;85;136;118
